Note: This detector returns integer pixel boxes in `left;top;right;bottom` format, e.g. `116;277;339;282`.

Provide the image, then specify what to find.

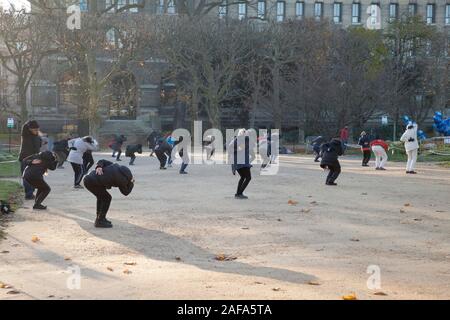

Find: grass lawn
0;151;20;178
0;180;23;241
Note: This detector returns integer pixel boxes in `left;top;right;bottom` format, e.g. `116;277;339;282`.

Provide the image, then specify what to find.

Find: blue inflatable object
402;115;427;140
433;111;450;136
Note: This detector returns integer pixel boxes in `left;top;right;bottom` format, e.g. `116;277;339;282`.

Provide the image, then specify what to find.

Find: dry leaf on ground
123;269;132;274
107;267;114;272
31;236;40;243
301;209;311;213
374;291;388;296
215;254;237;261
124;262;137;266
342;293;357;300
308;281;320;286
404;203;411;207
288;200;298;205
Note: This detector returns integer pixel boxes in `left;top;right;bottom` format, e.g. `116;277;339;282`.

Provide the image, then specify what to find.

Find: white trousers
406;149;418;172
371;145;388;168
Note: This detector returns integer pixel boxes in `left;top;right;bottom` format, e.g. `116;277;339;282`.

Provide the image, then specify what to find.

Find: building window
314;2;323;21
276;2;285;22
238;3;247;20
426;4;435;24
445;4;450;25
296;1;304;19
408;3;417;16
129;0;139;13
333;2;342;23
79;0;88;12
257;1;266;20
389;3;398;21
352;2;361;24
218;0;227;18
167;0;176;14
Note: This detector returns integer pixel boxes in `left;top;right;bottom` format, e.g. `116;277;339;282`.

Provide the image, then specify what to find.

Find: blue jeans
20;160;35;198
180;162;188;173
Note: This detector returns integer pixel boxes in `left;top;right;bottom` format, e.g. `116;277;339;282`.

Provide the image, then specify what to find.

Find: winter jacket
22;151;58;181
111;135;127;151
155;138;172;154
400;124;419;152
370;139;389;152
311;136;325;152
230;136;252;171
358;135;371;151
53;139;69;153
320;139;343;166
125;144;143;157
67;137;97;165
340;128;349;141
18;121;42;161
84;160;134;196
147;132;160;148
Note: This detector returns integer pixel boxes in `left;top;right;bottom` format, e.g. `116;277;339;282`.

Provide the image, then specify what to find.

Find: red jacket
370;139;389;151
340;128;349;141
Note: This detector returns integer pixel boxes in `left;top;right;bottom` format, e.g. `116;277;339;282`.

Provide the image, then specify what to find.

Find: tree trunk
17;78;28;121
272;64;282;130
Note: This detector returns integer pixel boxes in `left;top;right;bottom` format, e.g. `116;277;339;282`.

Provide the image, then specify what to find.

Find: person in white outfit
67;136;98;188
400;123;419;174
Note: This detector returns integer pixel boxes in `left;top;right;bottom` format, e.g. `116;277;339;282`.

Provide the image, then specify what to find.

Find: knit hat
27;120;39;129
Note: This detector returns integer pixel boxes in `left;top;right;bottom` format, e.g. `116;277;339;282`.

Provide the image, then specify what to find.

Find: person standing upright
18;120;42;200
400;123;419;174
229;129;253;199
339;126;349;152
358;131;371;167
67;136;97;189
111;134;127;161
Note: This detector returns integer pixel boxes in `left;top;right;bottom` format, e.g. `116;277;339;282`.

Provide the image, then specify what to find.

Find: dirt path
1;152;449;299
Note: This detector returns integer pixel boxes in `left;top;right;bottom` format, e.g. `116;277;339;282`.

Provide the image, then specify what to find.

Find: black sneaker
179;171;188;174
74;185;84;189
95;219;113;228
33;204;47;210
160;167;167;170
235;194;248;199
326;182;338;186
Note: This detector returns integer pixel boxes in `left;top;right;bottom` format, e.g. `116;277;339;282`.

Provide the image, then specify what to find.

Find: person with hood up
358;131;372;167
53;136;71;169
83;159;134;228
125;144;143;166
370;136;389;170
18;120;42;200
67;136;98;189
311;136;325;162
229;129;253;199
154;137;172;170
400;123;419;174
320;138;344;186
22;151;58;210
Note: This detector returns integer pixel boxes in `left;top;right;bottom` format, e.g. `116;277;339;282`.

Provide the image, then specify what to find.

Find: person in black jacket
154;137;172;170
83;160;134;228
83;150;95;172
147;131;160;157
358;131;371;167
229;130;253;199
311;136;325;162
22;151;58;210
18;120;42;200
320;138;343;186
110;135;127;161
125;144;142;165
53;138;70;169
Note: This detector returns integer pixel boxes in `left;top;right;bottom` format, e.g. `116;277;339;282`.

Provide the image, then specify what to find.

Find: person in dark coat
22;151;58;210
320;138;343;186
358;131;371;167
125;144;143;165
52;138;70;169
110;135;127;161
311;136;325;162
229;129;253;199
83;159;134;228
146;131;160;157
83;150;95;172
154;137;172;170
18;120;42;200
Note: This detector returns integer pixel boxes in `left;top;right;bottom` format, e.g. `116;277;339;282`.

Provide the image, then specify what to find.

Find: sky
0;0;31;11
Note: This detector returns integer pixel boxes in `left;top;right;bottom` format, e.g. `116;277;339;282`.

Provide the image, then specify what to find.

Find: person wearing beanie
370;136;389;170
18;120;42;200
154;137;172;170
358;131;371;167
125;144;143;166
22;151;58;210
400;123;419;174
83;159;134;228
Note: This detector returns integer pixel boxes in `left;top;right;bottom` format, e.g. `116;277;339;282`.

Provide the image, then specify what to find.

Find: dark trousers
313;146;321;162
321;163;341;183
25;177;50;205
70;162;85;186
180;162;188;173
236;167;252;195
112;149;122;160
129;154;136;165
84;179;112;215
20;161;35;198
54;151;67;167
362;150;371;165
155;151;167;168
83;153;94;172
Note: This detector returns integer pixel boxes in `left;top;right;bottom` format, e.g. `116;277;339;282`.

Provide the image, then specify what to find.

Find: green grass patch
0;151;20;178
0;180;23;211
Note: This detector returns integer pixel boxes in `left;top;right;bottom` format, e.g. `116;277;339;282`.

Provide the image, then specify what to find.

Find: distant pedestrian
147;131;160;157
154;137;172;170
67;136;98;189
400;123;419;174
311;136;325;162
229;129;253;199
320;138;344;186
53;137;70;169
125;144;143;166
110;134;127;161
358;131;371;167
370;137;389;170
18;120;41;200
340;126;349;152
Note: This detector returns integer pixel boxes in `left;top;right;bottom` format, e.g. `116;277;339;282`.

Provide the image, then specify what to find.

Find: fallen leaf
350;238;360;242
123;269;132;274
31;236;40;243
106;267;114;272
310;201;318;205
7;290;20;295
215;254;237;261
272;287;281;291
241;227;249;230
404;203;411;207
301;208;311;213
374;291;388;296
124;262;137;266
308;281;321;286
400;209;406;213
0;282;11;289
342;293;357;300
288;200;298;205
1;251;9;254
64;257;71;261
47;295;55;298
413;218;422;222
277;218;282;222
436;210;445;213
254;281;264;285
175;257;182;261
